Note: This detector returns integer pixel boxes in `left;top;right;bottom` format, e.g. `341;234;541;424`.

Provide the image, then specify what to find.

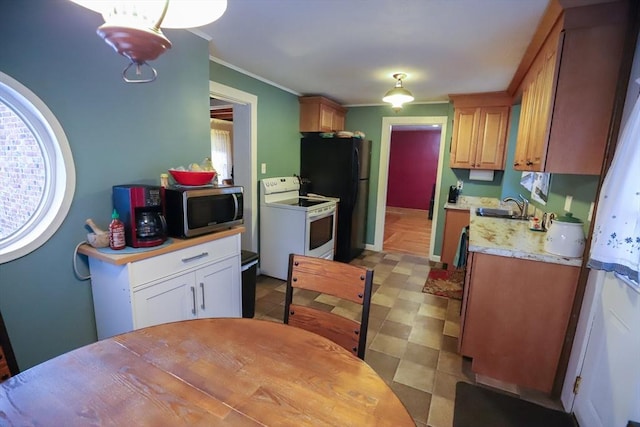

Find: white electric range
259;177;337;280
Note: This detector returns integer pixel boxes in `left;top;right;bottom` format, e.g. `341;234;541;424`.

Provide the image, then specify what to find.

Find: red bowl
168;169;216;186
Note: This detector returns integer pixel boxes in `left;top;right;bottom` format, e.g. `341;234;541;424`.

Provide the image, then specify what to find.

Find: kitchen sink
475;207;529;220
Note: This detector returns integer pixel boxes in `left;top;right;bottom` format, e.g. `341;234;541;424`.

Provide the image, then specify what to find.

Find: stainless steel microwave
164;185;244;238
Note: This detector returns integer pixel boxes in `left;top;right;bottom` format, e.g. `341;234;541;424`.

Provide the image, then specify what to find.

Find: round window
0;72;75;263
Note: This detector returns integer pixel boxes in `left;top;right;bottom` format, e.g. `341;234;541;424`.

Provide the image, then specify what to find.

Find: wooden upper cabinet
449;92;511;170
514;47;557;170
512;1;629;174
299;96;347;132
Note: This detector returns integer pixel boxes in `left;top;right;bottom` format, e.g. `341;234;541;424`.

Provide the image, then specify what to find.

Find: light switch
261;163;266;174
564;195;573;212
588;202;594;221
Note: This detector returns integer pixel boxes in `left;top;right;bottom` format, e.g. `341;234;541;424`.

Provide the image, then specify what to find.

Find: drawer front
129;235;239;286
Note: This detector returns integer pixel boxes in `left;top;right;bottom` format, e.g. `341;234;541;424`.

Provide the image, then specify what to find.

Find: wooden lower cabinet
459;252;579;393
441;208;469;269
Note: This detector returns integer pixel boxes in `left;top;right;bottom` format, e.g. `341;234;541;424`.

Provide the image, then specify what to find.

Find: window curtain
210;128;232;180
588;90;640;285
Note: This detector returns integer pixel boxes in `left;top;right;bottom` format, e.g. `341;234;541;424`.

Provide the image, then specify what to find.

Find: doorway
373;116;448;261
210;98;234;183
209;81;258;253
383;127;441;257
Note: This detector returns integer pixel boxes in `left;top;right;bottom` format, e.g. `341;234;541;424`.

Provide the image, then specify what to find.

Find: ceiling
195;0;550;106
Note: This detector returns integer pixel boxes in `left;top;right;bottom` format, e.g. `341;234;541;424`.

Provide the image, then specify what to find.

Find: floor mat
453;382;577;427
422;268;463;300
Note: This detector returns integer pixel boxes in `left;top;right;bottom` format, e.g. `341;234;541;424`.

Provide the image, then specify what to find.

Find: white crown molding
209;56;301;97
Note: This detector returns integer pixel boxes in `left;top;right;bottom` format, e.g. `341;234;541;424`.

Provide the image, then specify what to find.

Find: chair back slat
284;254;374;360
289;255;368;304
287;304;360;357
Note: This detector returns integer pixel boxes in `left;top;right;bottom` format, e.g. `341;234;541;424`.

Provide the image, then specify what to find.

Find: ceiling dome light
70;0;227;83
383;73;414;112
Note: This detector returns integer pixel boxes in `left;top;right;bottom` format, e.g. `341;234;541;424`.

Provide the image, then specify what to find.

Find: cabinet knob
526;161;533;166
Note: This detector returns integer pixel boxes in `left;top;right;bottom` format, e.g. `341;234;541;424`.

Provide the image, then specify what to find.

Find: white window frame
0;72;76;263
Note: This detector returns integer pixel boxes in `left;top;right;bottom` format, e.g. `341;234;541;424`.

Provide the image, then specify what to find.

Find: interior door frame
209;81;258;253
373;115;448;260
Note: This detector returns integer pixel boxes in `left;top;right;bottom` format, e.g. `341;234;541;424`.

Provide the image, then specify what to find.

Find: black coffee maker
448;185;460;203
113;185;167;248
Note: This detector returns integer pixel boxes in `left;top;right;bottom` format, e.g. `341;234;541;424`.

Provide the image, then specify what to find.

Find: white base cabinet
88;234;241;340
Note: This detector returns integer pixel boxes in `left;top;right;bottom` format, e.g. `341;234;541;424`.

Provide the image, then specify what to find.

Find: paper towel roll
469;170;494;181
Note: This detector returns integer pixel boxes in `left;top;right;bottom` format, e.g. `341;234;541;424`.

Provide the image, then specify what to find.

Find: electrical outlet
564;195;573;212
261;163;266;174
457;180;463;190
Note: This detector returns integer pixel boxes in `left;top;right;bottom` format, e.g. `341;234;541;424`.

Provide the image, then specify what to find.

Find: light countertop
444;195;502;211
468;212;582;267
78;226;245;265
443;195;581;266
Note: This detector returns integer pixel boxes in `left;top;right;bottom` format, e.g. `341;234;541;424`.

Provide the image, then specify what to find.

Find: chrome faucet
502;194;530;218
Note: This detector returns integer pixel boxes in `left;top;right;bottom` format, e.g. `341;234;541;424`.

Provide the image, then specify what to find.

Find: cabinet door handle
200;282;206;310
191;286;197;315
181;252;209;263
526;160;533;166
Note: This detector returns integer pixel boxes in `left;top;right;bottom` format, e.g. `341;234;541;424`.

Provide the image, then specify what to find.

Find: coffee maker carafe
113;185;167;248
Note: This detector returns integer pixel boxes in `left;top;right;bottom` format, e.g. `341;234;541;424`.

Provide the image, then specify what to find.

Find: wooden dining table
0;318;415;426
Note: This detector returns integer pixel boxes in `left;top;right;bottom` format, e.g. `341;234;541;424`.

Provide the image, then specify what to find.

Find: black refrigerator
300;135;371;262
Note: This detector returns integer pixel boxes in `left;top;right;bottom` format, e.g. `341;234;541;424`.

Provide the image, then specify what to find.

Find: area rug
422;267;464;300
453;382;577;427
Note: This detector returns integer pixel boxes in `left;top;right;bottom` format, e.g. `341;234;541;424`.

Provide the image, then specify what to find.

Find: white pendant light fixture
70;0;227;83
383;73;414;112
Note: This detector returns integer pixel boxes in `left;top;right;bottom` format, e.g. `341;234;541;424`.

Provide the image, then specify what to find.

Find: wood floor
383;206;432;257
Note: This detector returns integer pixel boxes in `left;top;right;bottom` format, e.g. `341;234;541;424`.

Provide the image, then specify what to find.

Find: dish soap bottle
109;209;126;250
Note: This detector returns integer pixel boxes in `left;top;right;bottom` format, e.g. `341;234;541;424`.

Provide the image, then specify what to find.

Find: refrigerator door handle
353;146;360;203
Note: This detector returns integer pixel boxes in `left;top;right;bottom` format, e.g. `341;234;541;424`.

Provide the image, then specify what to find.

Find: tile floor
253;250;563;426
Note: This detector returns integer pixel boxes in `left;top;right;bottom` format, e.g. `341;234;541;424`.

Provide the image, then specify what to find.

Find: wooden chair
284;254;374;359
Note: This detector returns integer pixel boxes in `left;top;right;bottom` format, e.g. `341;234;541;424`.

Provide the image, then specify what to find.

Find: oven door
305;205;336;259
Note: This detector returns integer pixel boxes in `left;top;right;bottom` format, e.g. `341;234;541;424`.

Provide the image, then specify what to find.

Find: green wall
209;63;301;177
1;0;213;369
